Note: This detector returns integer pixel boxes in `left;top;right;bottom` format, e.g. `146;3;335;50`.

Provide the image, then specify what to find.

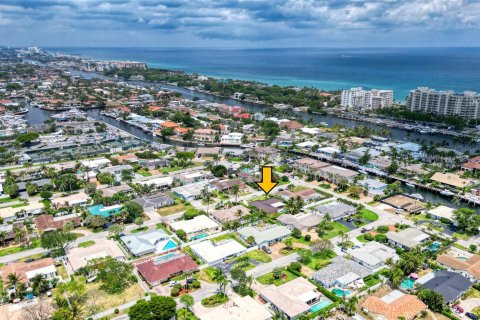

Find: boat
410;193;424;201
440;189;455;196
405;182;415;188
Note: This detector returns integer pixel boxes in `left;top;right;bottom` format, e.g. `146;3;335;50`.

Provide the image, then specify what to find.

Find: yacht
440;189;455;196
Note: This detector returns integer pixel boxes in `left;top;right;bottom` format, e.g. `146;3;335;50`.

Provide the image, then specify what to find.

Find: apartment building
406;87;480;120
341;87;393;110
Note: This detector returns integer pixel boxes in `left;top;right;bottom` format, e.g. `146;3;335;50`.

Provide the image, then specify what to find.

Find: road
247;252;299;278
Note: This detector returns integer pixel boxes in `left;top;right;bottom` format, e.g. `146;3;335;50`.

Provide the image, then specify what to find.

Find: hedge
441;310;461;320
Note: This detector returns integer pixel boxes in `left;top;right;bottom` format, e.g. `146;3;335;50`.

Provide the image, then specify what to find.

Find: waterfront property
120;229;177;257
437;253;480;282
169;215;220;240
189;239;247;265
381;194;426;214
135;253;198;286
386;228;429;250
428;205;455;223
237;224;291;247
430;172;472;190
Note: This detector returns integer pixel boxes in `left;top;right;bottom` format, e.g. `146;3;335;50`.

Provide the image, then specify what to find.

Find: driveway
459;298;480;315
416;220;456;236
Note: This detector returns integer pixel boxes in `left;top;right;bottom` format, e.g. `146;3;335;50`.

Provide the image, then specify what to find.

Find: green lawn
78;240;96;248
136;169;152;177
0;197;17;203
0;239;41;257
131;226;148;234
156;223;173;235
359;209;379;221
256;268;298;286
323;222;350;239
363;274;382;287
199;266;217;283
210;233;249;247
356;234;371;243
453;232;471;240
243;250;272;263
201;294;229;307
157;203;187;216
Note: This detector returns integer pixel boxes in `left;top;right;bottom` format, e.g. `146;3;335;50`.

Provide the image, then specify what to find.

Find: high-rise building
341;87;393;110
406;87;480;120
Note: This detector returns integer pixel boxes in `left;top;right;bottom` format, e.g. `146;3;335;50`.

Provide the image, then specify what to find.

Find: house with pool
259;277;332;319
238;224;291;247
189;239;246;265
87;204;123;218
169;215;220;241
120;229;178;257
386;228;429;251
362;290;427;320
437;253;480;282
312;256;370;290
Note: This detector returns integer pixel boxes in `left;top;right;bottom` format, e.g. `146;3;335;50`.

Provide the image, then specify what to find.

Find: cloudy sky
1;0;480;47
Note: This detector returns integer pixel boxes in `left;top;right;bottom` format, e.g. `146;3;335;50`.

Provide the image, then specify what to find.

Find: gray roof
121;229;170;256
17;178;51;191
315;202;356;220
238;224;291;244
312;256;370;287
277;213;323;230
421;270;473;303
134;194;174;209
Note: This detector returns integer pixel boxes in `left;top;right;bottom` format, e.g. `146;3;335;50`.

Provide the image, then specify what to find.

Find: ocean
47;47;480;101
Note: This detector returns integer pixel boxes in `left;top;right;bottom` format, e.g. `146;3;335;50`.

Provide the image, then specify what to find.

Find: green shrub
304;234;311;242
192;280;201;288
364;233;374;241
171;288;180;297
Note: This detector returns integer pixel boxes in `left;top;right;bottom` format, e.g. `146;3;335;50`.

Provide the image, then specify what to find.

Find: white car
169;281;178;287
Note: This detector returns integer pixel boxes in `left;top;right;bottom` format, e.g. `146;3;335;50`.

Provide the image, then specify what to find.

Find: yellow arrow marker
256;166;278;194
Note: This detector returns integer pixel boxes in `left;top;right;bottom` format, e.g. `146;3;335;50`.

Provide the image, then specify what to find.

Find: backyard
256;268;298;286
323;222;350;239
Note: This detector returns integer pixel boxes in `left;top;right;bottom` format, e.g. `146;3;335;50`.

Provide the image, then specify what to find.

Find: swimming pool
429;242;441;251
401;278;415;289
155;253;176;261
332;288;352;297
88;204;122;218
162;240;178;251
309;299;333;312
458;256;468;261
190;233;208;241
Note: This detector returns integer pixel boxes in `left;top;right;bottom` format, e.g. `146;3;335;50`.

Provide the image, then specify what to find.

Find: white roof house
120;229;177;257
238;224;291;246
137;176;173;188
386;228;429;250
172;180;210;201
200;296;272;320
169;215;220;238
80;158;111;169
190;239;246;265
428;205;455;221
350;242;398;270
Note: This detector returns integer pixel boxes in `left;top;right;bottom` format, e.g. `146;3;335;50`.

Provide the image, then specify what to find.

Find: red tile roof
34;214;82;232
136;254;198;285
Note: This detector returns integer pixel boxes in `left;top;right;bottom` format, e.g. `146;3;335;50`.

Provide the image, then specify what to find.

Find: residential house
99;164;134;181
349;242;398;270
35;213;82;232
121;229;177;257
312;256;370;288
135;253;198;286
190;239;246;265
260;277;326;319
421;270;473;304
200;296;272;320
292;158;329;174
0;202;44;223
362;290;427;320
51;191;90;208
221;132;243;145
1;258;57;283
437;253;480;282
169;215;220;240
196;147;221;158
428;205;455;223
430;172;472;190
80;158;111;170
277;213;323;231
462;156;480;171
133;194;175;211
386;228;429;250
67;239;125;271
317;165;358;183
358;179;388;196
210;178;246;192
174;171;213;184
100;184;133;197
211;205;250;225
136;176;173;190
249;147;281;164
278;188;321;202
249;198;285;214
172;181;210;201
314;201;356;220
238;224;291;247
194;129;217;142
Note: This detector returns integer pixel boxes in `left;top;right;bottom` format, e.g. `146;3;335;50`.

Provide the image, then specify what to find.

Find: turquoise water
429;242;441;251
458;256;468;261
162;240;178;251
401;278;415;289
190;233;208;241
332;288;352;297
309;299;333;312
49;47;480;100
155;253;175;261
88;204;122;218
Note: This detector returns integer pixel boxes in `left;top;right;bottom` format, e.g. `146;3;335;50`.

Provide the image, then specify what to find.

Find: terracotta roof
362;294;426;320
34;214;82;232
463;162;480;170
161;121;178;128
1;258;55;283
438;253;480;280
136;254;198;285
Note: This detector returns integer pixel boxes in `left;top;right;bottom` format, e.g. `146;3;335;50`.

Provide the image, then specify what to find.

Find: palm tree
0;231;7;247
231;185;240;204
180;294;194;317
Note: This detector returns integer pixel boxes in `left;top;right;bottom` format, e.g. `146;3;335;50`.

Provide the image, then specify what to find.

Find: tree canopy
128;296;177;320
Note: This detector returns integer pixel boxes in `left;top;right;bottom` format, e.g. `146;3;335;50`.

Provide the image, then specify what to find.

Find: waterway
23;69;477;210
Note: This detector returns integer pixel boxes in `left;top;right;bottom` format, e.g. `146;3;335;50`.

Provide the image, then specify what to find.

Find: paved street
247;252;299;278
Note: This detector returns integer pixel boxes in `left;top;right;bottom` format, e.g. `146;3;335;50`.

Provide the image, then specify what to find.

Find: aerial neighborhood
0;47;478;320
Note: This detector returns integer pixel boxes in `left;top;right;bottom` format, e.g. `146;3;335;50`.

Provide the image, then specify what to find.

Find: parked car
346;217;354;222
452;305;464;313
262;246;272;254
341;247;348;253
24;258;35;263
466;312;478;320
169;281;178;287
186;278;197;284
361;226;374;232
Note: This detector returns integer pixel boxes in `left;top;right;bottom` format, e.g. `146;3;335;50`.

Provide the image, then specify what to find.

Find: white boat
440;189;455;196
405;182;415;188
410;193;424;201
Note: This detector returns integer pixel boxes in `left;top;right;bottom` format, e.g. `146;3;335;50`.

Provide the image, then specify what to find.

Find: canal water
23;70;477;210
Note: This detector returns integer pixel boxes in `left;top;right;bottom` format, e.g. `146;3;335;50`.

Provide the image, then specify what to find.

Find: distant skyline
1;0;480;47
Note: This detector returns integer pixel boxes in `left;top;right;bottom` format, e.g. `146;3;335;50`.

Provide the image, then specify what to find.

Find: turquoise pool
458;256;468;261
88;204;122;218
429;242;441;251
190;233;208;241
332;288;351;297
162;240;178;251
401;278;415;289
309;299;333;312
155;253;176;261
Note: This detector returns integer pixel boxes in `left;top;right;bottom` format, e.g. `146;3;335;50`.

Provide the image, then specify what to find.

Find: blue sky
1;0;480;47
